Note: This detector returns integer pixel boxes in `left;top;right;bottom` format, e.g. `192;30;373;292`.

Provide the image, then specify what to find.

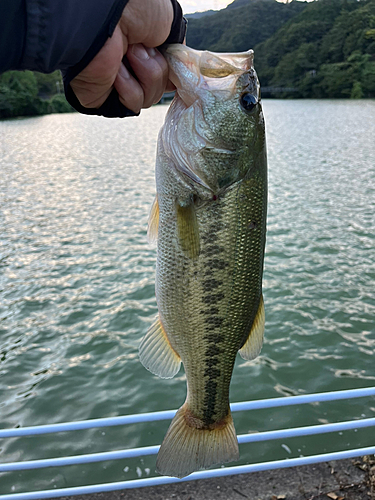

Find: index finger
126;44;169;109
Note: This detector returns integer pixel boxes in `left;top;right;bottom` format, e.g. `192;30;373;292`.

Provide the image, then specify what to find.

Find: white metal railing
0;386;374;500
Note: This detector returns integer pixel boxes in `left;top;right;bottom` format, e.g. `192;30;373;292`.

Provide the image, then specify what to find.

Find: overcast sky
179;0;232;14
179;0;308;14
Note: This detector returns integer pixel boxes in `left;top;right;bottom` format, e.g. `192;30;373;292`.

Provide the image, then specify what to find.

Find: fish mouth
163;44;254;108
161;45;254;192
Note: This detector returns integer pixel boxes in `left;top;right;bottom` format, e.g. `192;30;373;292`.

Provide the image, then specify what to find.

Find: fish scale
139;44;267;478
184;179;266;426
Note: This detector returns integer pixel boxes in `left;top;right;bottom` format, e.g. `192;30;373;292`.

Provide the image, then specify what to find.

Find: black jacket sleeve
62;0;187;118
0;0;186;119
0;0;186;117
0;1;26;73
0;0;128;74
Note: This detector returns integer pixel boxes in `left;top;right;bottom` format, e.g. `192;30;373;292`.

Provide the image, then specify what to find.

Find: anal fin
139;315;181;379
239;294;265;360
147;195;159;244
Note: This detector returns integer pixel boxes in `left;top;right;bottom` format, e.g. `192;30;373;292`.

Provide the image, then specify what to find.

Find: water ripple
1;101;374;492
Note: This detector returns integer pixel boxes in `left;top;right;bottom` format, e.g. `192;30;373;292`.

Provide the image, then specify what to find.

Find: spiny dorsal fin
176;201;200;260
139;315;181;379
147;195;159;244
239;294;265;360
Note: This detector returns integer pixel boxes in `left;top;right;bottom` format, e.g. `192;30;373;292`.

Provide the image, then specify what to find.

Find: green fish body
140;45;267;478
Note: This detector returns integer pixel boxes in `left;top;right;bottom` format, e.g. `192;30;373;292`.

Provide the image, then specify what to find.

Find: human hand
70;0;177;114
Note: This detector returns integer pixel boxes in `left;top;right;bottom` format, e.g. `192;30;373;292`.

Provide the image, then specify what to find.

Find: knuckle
153;90;164;105
148;62;164;83
121;86;144;112
132;89;144;109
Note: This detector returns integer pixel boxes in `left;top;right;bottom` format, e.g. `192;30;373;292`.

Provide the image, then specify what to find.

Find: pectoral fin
147;195;159;244
176;201;200;260
139;315;181;379
239;294;265;360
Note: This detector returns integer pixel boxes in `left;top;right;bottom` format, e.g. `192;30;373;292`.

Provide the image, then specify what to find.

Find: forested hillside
1;0;374;119
0;70;73;119
187;0;375;98
186;0;307;52
255;0;375;97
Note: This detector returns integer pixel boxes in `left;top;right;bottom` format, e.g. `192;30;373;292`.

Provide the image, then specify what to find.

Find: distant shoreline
2;95;375;121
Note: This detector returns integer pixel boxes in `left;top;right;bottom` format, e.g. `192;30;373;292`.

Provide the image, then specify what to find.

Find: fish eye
240;93;258;113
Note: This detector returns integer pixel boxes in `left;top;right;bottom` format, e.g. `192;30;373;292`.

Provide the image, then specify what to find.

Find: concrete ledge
59;456;375;500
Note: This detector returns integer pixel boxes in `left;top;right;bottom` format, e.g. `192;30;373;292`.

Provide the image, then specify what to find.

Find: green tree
34;71;64;97
186;0;307;52
0;70;73;119
361;60;375;95
351;81;364;98
0;71;41;118
255;0;375;98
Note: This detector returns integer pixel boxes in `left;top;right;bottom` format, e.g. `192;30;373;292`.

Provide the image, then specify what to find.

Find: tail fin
156;404;239;478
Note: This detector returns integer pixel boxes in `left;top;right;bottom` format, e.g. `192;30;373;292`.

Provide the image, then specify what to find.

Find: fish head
161;44;265;194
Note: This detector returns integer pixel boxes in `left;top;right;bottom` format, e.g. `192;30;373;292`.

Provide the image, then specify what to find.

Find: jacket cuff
63;0;187;119
164;0;187;45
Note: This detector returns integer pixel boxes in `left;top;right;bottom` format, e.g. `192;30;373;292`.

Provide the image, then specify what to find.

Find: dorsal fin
147;195;159;244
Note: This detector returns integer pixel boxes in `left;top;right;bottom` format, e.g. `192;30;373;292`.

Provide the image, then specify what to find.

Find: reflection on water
0;100;374;493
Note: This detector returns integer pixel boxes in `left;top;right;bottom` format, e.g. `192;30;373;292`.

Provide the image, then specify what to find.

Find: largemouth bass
139;44;267;478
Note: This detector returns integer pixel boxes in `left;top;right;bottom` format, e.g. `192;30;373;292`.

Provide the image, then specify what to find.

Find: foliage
186;0;307;53
187;0;375;99
254;0;375;98
2;0;374;116
351;80;364;98
49;94;75;113
0;70;73;119
34;70;64;97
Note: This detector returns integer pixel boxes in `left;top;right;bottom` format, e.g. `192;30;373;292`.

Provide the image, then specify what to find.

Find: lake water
0;100;374;494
